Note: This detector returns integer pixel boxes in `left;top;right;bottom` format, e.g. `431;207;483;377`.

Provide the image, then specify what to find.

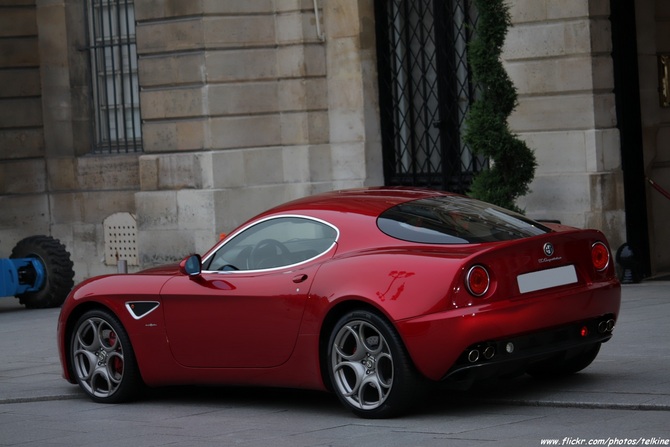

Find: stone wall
0;0;47;251
505;0;626;251
134;0;382;266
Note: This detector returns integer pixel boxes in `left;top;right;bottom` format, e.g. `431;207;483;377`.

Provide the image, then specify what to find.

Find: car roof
262;187;456;218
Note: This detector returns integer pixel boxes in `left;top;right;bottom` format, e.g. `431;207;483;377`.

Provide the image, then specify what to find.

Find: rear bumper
395;280;621;381
442;314;615;382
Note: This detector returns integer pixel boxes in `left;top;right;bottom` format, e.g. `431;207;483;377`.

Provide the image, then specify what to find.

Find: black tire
327;310;425;418
526;343;601;378
10;235;75;308
70;309;142;403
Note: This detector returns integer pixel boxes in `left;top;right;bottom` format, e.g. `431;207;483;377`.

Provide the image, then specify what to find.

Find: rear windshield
377;196;550;244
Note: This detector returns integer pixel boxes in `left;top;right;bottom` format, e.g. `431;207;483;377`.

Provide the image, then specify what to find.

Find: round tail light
591;242;610;271
466;265;490;297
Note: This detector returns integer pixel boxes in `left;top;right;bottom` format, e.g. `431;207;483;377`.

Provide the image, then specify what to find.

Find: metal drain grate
103;212;138;266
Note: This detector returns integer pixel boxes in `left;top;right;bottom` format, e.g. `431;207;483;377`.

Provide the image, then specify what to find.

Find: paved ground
0;282;668;446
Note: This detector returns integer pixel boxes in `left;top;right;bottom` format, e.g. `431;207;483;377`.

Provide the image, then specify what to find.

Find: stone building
0;0;668;282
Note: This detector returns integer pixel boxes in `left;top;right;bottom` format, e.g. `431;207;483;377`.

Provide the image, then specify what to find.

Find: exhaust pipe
467;349;480;363
483;346;495;360
598;319;616;333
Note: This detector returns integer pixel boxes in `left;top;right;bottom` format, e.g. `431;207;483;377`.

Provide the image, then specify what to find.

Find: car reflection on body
57;187;621;418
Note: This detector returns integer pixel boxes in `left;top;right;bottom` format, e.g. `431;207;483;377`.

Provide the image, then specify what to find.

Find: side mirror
179;254;202;277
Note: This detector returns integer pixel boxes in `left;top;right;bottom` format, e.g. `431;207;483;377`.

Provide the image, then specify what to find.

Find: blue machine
0;257;46;297
0;236;74;309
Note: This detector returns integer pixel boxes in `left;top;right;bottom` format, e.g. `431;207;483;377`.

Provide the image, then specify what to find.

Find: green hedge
464;0;536;213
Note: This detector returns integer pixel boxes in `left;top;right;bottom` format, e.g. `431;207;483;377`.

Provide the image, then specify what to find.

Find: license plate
517;265;578;294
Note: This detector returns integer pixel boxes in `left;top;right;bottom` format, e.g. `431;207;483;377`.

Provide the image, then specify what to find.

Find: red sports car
57;187;621;418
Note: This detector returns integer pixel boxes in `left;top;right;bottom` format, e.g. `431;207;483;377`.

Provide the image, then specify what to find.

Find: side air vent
126;301;160;319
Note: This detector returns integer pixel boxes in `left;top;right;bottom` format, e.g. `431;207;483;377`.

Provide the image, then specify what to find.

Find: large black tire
70;308;142;403
326;309;426;418
10;235;75;308
526;343;601;378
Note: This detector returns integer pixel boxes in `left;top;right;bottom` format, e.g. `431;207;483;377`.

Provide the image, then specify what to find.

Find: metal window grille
375;0;485;193
85;0;142;153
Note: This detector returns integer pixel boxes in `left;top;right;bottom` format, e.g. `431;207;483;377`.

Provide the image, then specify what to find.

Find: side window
204;217;338;271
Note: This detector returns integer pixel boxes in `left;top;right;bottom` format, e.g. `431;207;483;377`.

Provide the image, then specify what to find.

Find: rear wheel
10;235;74;308
70;309;142;403
526;343;601;378
327;310;424;418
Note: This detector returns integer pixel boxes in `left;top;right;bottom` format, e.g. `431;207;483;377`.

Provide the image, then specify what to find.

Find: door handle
292;274;308;283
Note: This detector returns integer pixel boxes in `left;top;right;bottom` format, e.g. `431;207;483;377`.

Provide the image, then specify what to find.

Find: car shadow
135;372;607;418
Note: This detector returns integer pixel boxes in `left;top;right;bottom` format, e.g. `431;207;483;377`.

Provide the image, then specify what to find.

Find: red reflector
591;242;610;271
466;265;490;297
580;326;589;337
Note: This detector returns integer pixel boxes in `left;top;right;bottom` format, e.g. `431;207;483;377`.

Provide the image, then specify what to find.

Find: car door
161;215;338;368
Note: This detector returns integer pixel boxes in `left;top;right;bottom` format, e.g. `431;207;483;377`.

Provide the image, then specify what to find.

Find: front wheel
327;310;424;418
70;309;142;403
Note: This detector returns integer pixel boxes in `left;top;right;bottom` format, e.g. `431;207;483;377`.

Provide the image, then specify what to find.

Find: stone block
177;189;215;231
156;153;207;190
0;98;42;127
308;144;334;182
0;69;40;98
589;17;613;54
210;150;246;189
510;95;604;132
328;108;365;143
49;191;136;226
0;129;44;159
135;190;178;230
138;53;206;87
136;18;204;54
276;45;326;78
325;0;360;39
0;38;38;67
328;74;364;111
244;147;285;186
203;16;275;47
276;11;305;44
506;56;606;95
0;6;36;37
274;0;307;13
141;87;205;120
0;159;45;194
280;112;309;146
203;0;275;15
139;155;159;191
137;228;195;268
208;82;279;116
520;131;587;174
519;173;593;220
135;0;205;21
589;171;624;211
206;48;278;83
280;110;329;146
142;119;207;153
282;145;311;183
504;21;592;60
210;115;281;149
48;155;140;192
213;185;296;233
72;154;140;191
279;78;328;111
0;195;49;234
585;129;621;172
331;142;366;181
